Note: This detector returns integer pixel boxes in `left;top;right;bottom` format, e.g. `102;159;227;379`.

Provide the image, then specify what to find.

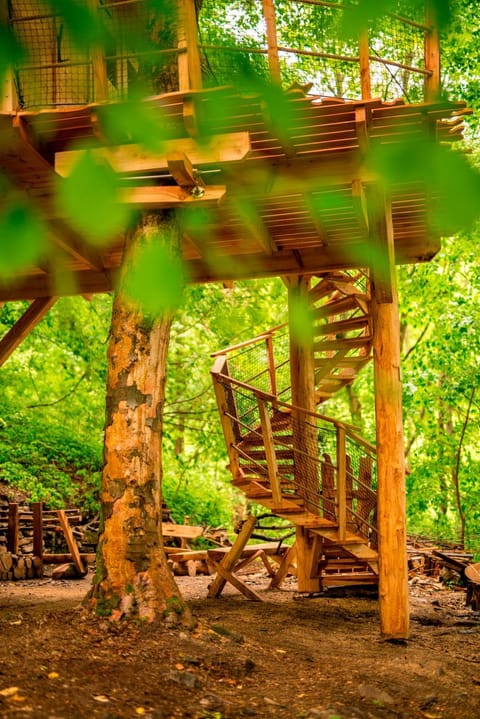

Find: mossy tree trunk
88;211;191;626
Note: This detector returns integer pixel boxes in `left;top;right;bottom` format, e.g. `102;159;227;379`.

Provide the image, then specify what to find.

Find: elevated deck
0;0;468;301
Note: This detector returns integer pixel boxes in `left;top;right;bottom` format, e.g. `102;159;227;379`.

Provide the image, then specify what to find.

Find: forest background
0;0;479;554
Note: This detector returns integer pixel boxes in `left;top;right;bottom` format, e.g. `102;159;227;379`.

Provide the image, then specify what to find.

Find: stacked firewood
407;535;480;610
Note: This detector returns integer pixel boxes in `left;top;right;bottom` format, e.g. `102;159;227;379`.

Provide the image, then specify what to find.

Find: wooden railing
7;0;441;109
211;354;377;544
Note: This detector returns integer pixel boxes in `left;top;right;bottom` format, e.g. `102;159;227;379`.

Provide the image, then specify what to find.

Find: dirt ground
0;570;479;719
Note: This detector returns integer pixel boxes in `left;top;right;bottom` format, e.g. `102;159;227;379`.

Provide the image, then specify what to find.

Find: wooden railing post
178;0;202;91
88;0;108;101
358;26;372;100
261;0;282;85
32;502;44;569
336;425;347;541
7;503;19;554
256;397;282;507
424;0;440;101
211;358;242;479
265;334;277;398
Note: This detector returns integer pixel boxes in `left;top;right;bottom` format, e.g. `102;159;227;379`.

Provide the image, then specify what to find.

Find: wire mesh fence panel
345;432;377;545
9;0;181;108
9;0;93;108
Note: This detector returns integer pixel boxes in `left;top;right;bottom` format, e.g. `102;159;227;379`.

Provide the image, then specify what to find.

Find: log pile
0;492;95;581
407;535;480;611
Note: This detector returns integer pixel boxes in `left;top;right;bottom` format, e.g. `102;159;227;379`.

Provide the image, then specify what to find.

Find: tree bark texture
88;211;191;625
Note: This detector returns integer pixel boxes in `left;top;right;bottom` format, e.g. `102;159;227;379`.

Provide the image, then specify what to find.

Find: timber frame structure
0;0;471;637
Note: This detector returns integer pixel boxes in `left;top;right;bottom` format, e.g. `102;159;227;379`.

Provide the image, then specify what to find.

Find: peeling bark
87;211;192;626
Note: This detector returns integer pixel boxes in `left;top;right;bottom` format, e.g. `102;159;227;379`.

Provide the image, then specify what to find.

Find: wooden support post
262;0;282;85
369;189;409;639
295;527;322;593
287;276;319;515
7;503;19;554
256;397;282;507
178;0;202;91
211;359;242;479
88;0;108;101
265;334;277;398
57;510;86;576
0;297;58;367
359;27;372;101
424;0;441;102
336;425;347;542
269;541;296;589
32;502;43;576
207;515;257;598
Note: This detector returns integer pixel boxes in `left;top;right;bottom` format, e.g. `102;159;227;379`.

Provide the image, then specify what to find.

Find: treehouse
0;0;470;637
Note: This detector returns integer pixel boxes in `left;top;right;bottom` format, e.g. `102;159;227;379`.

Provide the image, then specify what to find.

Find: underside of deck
0;87;467;302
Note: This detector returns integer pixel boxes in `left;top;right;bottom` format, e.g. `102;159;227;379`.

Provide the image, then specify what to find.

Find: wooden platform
0;90;468;302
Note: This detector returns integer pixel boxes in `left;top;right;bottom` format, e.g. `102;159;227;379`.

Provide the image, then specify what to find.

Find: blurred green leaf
57;150;130;245
0;25;25;85
0;200;47;280
124;240;187;316
46;0;105;49
289;291;313;348
98;101;172;152
368;139;480;234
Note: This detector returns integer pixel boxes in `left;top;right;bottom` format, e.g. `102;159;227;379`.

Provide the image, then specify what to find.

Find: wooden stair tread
313;316;370;336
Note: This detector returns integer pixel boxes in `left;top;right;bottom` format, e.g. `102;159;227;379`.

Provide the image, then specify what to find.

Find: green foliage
124;237;188;316
57;150;131;246
0;399;102;512
0;198;47;280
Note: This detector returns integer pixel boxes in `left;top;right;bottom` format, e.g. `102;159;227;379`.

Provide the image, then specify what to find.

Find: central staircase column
287;275;322;593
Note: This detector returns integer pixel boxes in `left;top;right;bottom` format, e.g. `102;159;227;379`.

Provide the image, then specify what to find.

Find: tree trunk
87;210;192;626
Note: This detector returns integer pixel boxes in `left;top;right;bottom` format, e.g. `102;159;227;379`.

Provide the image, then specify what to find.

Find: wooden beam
167;152;204;189
57;510;86;575
212;561;263;601
122;185;226;208
7;504;19;554
207;515;257;598
262;0;282;85
424;0;441;102
178;0;202;91
366;186;394;303
295;527;322;593
352;178;369;235
0;297;58;366
54;132;251;177
87;0;108;101
256;397;282;506
358;27;372;101
370;191;409;640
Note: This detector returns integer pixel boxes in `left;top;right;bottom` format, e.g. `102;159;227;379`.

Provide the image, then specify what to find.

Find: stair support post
369;188;409;640
256;397;283;507
295;527;322;594
336;424;347;542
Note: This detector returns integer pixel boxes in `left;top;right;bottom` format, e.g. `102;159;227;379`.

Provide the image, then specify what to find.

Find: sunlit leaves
124;239;187;316
0;200;47;281
56;151;130;246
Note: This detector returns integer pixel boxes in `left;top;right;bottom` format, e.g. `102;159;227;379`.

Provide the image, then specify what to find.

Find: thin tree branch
402;323;431;361
452;385;476;546
25;372;88;409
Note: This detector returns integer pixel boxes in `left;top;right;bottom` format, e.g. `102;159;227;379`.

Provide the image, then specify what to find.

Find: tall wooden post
424;0;441;102
287;276;321;593
369;190;409;639
262;0;282;85
359;27;372;101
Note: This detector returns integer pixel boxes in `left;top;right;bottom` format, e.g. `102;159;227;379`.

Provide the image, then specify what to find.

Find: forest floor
0;569;479;719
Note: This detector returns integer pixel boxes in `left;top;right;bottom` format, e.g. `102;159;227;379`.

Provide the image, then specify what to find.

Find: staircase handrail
211;355;376;455
210;323;287;358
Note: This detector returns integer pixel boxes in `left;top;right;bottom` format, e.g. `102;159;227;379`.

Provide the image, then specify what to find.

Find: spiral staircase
211;271;379;590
